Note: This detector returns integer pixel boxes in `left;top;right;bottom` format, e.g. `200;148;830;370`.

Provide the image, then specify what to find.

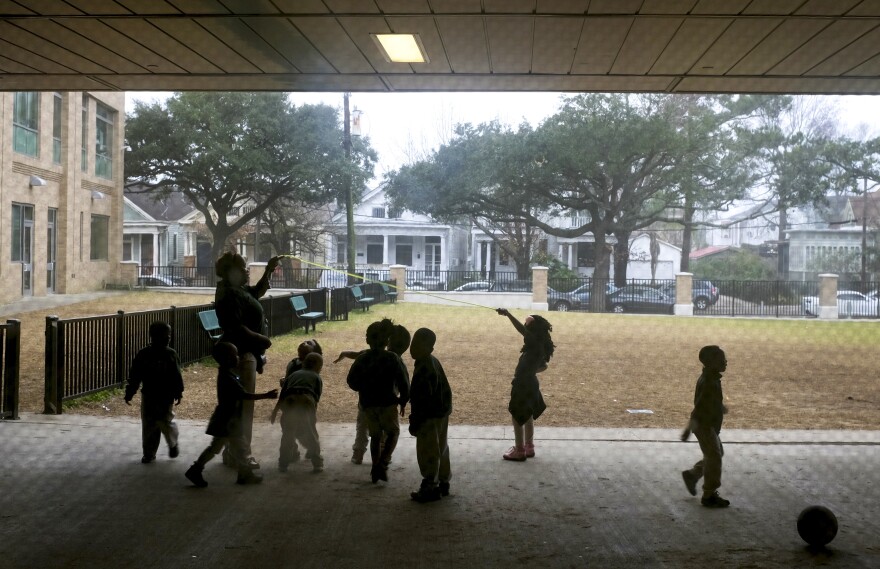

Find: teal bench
381;283;398;303
291;295;325;332
351;285;374;311
197;309;223;342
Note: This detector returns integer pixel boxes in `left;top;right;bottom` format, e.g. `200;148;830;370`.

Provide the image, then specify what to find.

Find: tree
125;92;376;262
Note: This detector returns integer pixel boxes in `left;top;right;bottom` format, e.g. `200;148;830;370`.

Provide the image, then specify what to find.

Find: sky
126;91;880;187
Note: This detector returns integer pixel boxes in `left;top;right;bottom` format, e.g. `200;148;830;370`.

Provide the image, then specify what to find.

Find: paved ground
1;414;878;569
0;291;129;318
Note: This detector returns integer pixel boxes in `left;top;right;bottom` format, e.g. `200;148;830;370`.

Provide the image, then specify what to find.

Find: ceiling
2;0;880;94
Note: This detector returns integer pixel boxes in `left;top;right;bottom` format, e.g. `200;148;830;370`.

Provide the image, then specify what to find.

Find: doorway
425;236;441;276
47;208;57;292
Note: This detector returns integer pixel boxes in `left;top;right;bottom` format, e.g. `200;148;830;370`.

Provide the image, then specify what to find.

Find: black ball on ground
797;505;838;547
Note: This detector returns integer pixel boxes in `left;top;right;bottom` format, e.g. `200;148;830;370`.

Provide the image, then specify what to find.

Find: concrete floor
1;414;878;569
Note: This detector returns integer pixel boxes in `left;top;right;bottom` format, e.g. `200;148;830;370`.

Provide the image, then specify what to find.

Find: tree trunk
612;229;631;288
210;228;234;268
591;231;612;313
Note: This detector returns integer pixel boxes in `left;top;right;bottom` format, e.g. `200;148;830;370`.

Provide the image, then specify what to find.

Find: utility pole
343;92;356;284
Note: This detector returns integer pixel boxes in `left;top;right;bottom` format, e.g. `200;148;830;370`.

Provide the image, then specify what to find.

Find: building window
366;235;383;264
11;203;34;262
90;215;109;260
336;238;346;264
13;92;40;157
52;93;63;164
81;95;88;172
498;242;510;266
388;207;402;219
95;103;114;179
577;242;596;268
372;207;386;218
122;235;133;261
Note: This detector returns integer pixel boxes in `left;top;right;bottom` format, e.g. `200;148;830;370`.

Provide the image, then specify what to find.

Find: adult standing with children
214;251;280;468
496;309;555;462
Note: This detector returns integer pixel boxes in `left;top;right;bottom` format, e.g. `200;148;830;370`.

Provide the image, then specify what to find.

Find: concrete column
568;244;574;269
390;264;407;301
475;240;482;272
486;241;492;273
440;234;446;270
248;262;267;287
383;234;388;264
119;261;139;286
674;272;694;316
818;273;839;319
152;233;159;267
531;266;548;311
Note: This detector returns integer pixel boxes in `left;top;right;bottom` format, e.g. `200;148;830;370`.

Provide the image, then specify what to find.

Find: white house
324;186;469;278
627;233;682;280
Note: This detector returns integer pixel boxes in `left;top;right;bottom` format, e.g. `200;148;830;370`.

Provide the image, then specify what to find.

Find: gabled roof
689;245;733;261
848;191;880;225
124;184;196;222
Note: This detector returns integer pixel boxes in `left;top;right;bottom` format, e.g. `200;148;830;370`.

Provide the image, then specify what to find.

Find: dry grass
10;293;880;430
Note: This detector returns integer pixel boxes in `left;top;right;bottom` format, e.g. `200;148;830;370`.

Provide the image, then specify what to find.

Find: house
689;245;735;263
123;187;200;273
627;234;682;280
1;91;124;303
324;185;469;280
696;200;779;250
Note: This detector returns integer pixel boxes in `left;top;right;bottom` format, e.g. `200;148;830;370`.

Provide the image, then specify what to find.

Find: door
425;237;441;276
22;206;34;296
47;208;57;292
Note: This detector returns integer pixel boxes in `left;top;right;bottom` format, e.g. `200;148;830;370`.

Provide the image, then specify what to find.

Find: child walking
283;339;323;384
124;321;184;463
496;309;554;461
346;320;410;483
336;320;410;464
271;352;325;473
681;345;730;508
408;328;452;503
185;342;277;488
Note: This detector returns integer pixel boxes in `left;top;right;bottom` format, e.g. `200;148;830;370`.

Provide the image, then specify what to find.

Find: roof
848;191;880;224
124;185;196;222
689;245;733;261
2;4;880;95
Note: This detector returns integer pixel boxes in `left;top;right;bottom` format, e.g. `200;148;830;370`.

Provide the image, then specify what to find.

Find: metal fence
697;280;817;318
407;270;526;292
1;319;21;420
44;289;351;413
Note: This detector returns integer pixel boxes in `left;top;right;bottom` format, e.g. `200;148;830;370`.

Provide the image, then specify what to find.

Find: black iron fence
44;289;352;413
407;270;526;292
1;319;21;420
697;280;816;318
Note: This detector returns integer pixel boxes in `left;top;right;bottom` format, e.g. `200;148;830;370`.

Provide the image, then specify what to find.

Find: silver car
803;290;880;318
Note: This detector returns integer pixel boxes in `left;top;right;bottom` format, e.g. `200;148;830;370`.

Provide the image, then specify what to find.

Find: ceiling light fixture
372;33;429;63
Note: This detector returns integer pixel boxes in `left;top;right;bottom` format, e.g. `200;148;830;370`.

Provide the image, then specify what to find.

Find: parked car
407;276;446;291
803;290;880;318
548;283;617;311
606;285;674;314
490;279;532;292
138;274;186;287
658;279;720;310
453;281;492;292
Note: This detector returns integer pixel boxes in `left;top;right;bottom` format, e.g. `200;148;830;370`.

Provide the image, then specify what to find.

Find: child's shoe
503;445;527;461
524;442;535;458
185;465;208;488
439;482;450;497
141;455;155;464
351;449;364;465
169;445;179;458
411;486;441;503
236;471;264;485
700;492;730;508
681;470;698;496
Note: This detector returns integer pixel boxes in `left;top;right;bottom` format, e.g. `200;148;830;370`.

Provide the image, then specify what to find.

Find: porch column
531;266;548;311
475;240;482;271
485;241;492;273
567;244;574;269
440;234;446;270
818;273;839;319
383;234;389;264
674;272;694;316
152;233;159;267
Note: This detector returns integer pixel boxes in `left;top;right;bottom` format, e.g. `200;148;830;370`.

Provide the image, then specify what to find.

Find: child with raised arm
346;321;410;483
680;345;730;508
185;342;277;488
408;328;452;503
124;321;184;463
496;309;555;462
272;352;325;473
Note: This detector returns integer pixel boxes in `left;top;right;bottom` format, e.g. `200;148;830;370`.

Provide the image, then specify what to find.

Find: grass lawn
9;293;880;430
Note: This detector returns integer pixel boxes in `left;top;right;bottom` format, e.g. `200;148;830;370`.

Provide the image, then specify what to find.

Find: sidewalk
0;291;129;318
1;414;878;569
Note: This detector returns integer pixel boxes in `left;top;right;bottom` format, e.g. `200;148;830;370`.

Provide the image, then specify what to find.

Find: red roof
689;245;731;260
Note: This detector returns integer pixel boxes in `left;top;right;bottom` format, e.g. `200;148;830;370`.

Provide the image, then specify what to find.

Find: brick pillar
390;264;407;301
119;261;139;287
674;272;694;316
818;273;839;319
531;266;548;311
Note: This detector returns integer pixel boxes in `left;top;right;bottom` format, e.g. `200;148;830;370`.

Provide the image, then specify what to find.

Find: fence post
531;266;549;310
44;316;62;415
266;296;275;336
390;265;407;301
674;273;694;316
818;273;839;319
116;311;126;387
169;306;178;351
3;320;21;419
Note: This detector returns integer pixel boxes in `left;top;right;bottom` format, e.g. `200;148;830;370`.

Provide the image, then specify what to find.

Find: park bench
381;283;398;303
291;295;325;332
197;309;223;342
351;285;374;312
